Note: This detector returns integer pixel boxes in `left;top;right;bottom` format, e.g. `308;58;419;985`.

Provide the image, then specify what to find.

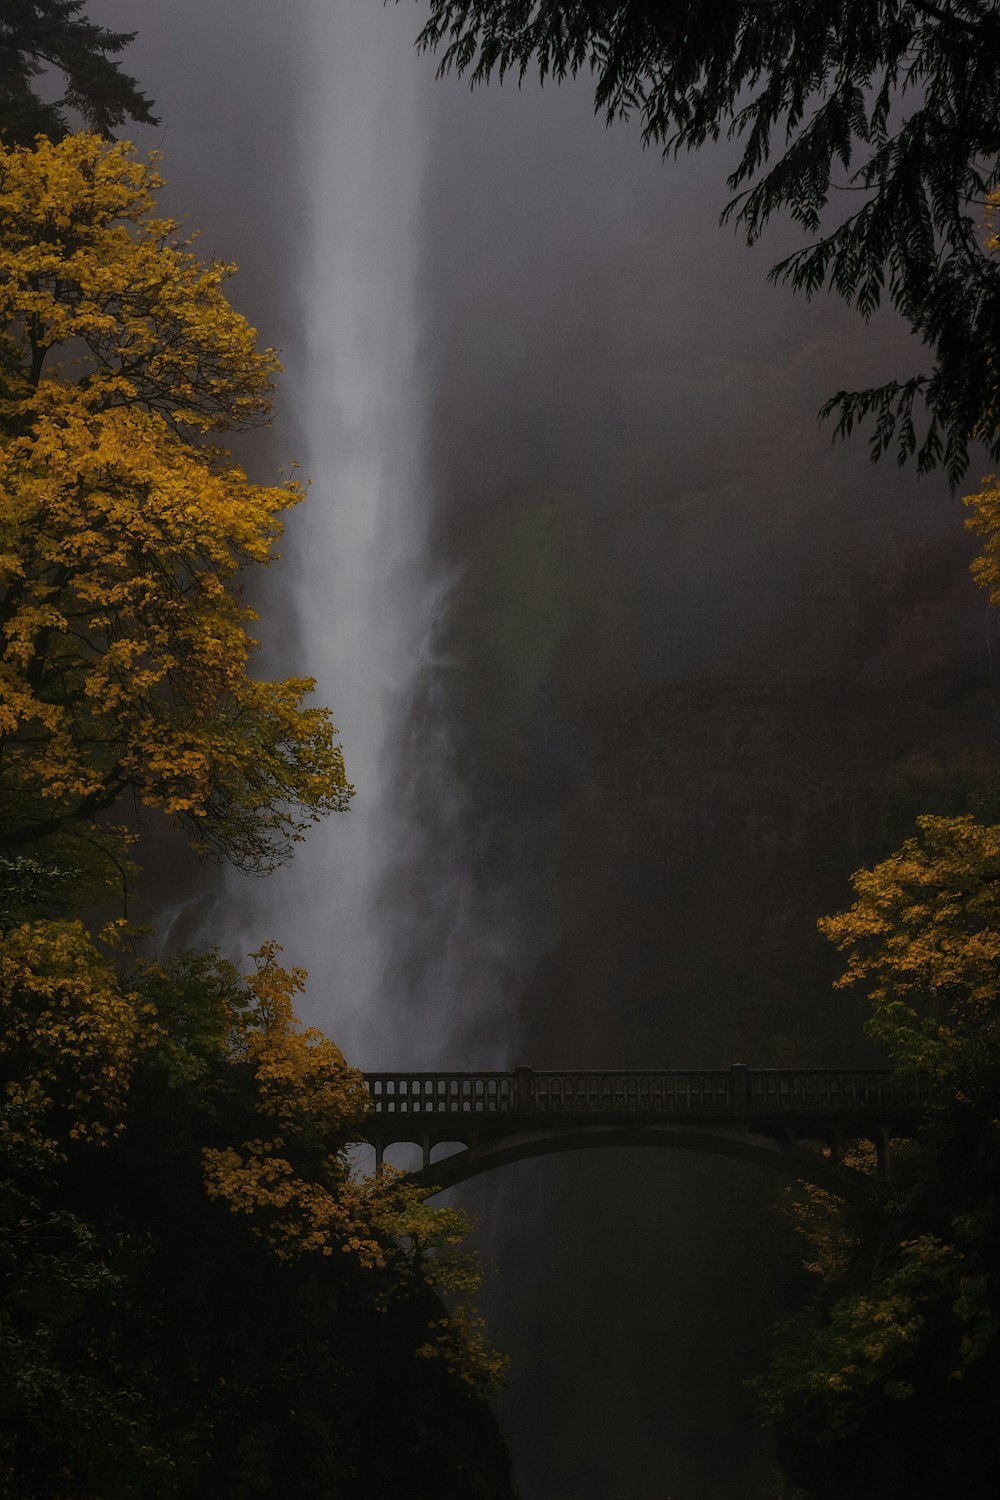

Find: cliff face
410;172;1000;1490
433;515;1000;1500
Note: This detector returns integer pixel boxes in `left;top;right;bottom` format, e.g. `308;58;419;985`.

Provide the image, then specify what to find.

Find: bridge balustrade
746;1070;932;1112
364;1062;935;1122
364;1067;932;1119
365;1073;514;1114
530;1071;733;1112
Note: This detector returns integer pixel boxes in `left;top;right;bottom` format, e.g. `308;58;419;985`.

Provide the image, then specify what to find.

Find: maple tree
820;814;1000;1079
758;799;1000;1491
812;449;1000;1083
745;807;1000;1498
0;134;351;873
0;916;146;1149
750;463;1000;1494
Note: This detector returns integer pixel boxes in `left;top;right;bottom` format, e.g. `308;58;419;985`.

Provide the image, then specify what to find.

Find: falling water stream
225;1;451;1068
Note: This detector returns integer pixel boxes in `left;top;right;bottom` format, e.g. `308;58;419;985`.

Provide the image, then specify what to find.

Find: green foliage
0;819;134;930
0;0;156;143
411;0;1000;480
759;1123;1000;1499
762;1230;990;1429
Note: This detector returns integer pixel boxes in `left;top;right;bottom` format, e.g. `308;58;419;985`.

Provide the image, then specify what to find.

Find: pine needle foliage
410;0;1000;481
0;0;156;143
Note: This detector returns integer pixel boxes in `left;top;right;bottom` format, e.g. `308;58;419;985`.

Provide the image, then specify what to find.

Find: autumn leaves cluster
0;129;362;1220
0;134;350;870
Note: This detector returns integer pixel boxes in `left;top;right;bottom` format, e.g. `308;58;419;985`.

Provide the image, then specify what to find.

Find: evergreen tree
409;0;1000;481
0;0;155;143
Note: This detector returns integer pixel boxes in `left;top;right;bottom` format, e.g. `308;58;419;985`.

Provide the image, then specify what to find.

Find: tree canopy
409;0;1000;481
820;813;1000;1078
0;135;351;873
0;0;156;143
752;810;1000;1498
0;930;512;1497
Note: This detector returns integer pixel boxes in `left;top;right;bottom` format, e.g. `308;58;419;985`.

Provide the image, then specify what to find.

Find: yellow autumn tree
823;408;1000;1082
965;474;1000;605
760;821;1000;1473
201;943;386;1265
0;134;350;872
964;192;1000;604
197;944;506;1392
0;917;149;1150
202;945;470;1267
819;815;1000;1078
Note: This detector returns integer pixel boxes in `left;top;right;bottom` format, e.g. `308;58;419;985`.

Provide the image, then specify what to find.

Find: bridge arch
362;1066;930;1204
403;1123;887;1203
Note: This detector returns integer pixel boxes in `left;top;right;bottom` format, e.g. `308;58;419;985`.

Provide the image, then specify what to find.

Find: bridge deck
359;1067;931;1195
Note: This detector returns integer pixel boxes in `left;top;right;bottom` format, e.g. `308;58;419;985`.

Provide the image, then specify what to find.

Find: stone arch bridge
361;1066;932;1204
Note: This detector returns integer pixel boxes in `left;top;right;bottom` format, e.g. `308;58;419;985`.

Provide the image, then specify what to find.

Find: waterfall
226;1;510;1073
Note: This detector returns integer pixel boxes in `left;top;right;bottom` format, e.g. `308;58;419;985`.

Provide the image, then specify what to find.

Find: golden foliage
195;946;505;1388
0;918;149;1146
0;924;505;1396
955;489;1000;723
416;1301;510;1394
819;814;1000;1074
200;949;445;1265
784;1143;876;1282
202;1144;387;1266
226;943;370;1142
964;472;1000;604
0;135;351;871
0;133;274;432
201;944;386;1266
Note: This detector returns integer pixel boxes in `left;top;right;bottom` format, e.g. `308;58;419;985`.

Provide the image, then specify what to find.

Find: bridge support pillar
875;1126;893;1186
422;1137;431;1172
375;1139;384;1170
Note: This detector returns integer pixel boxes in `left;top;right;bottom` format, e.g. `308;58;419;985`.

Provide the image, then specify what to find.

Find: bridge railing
530;1071;733;1112
365;1073;515;1114
364;1067;932;1117
746;1070;931;1111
